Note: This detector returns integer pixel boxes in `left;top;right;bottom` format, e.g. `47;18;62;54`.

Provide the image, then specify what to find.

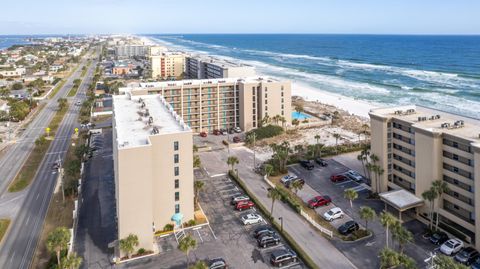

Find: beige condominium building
150;52;185;80
185;56;256;79
121;77;291;132
113;93;194;251
369;105;480;247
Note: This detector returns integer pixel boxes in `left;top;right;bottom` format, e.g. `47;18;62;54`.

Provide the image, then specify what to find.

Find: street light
278;217;283;232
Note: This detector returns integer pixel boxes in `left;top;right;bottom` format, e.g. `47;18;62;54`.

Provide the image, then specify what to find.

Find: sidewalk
199;147;357;269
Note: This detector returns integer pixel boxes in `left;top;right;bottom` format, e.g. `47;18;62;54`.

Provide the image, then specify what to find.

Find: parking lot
193;130;246;150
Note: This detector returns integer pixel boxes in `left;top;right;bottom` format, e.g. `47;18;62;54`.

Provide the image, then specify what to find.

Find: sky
0;0;479;35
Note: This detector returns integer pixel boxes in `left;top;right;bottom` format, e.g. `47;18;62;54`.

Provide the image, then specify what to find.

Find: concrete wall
369;114;389;193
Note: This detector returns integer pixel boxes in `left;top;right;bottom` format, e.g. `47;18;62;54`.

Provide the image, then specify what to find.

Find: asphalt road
0;47;99;269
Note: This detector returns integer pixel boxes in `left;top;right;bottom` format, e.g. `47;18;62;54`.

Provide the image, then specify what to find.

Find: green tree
268;188;281;217
264;163;274;177
379;247;400;269
61;252;82;269
58;98;68;110
9;100;30;121
421;188;437;230
226;156;239;172
189;260;208;269
292;119;300;129
380;212;399;249
294;104;304;114
333;133;341;154
270;141;291;173
290;179;304;195
392;224;413;254
344;188;358;208
46;226;71;268
178;234;197;266
432;254;469;269
359;206;376;231
193;155;201;168
119;234;139;259
194;181;205;207
432;180;449;230
0;87;10;97
10;82;23;91
361;123;369;143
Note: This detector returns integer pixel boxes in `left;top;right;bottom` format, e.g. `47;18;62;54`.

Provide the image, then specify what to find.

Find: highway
0;47;100;269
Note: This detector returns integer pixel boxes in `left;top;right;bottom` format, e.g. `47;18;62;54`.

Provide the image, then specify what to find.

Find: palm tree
46;226;71;268
194;181;205;207
392;224;413;254
421;188;437;230
380;212;399;249
359;206;376;231
193;155;201;168
379;247;401;269
58;98;68;110
61;252;83;269
333;133;341;154
226;156;239;172
178;234;197;267
280;117;287;130
268;188;281;217
361;123;369;143
290;180;304;195
292;119;300;129
294;104;304;114
294;144;304;156
432;255;469;269
314;134;321;156
119;234;139;259
432;180;449;230
264;163;274;177
344;188;358;208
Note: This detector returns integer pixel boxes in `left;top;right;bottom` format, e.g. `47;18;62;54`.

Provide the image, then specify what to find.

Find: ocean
147;34;480;118
0;35;32;50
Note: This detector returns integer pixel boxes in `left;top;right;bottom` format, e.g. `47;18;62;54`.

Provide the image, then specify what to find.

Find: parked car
241;213;263;225
315;158;328;167
429;231;449;245
253;226;276;238
285;178;305;188
307;195;331;209
200;131;208;137
257;233;281;248
75;101;82;106
454;247;479;265
330;174;347;182
344;170;363;182
471;257;480;269
280;174;297;186
231;195;249;205
232;136;241;143
220;129;228;135
323;207;344;222
236;200;255;211
299;160;314;170
270;248;298;267
338;221;360;235
213;129;221;135
209;258;227;269
440;239;464;255
233;126;242;133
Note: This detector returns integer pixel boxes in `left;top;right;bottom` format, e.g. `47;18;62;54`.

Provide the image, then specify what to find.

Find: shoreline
143;35;377;119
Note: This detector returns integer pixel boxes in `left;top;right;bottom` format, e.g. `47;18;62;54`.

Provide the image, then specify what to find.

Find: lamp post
278;217;283;232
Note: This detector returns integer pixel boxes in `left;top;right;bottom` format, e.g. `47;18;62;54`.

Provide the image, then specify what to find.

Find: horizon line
1;33;480;37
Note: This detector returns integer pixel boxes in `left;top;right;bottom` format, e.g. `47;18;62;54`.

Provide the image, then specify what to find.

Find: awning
379;189;424;212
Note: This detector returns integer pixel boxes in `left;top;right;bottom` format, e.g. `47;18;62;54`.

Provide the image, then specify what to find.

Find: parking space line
335;180;353;186
211;173;226;178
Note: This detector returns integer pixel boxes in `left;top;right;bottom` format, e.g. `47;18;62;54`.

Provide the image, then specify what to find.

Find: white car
241;213;263;225
233;127;242;133
231;195;250;205
440;239;464;255
323;207;344;222
280;174;297;185
344;170;363;182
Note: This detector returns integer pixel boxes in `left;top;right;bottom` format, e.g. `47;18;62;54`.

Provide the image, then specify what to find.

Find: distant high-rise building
150;53;185;80
186;56;256;79
115;45;148;58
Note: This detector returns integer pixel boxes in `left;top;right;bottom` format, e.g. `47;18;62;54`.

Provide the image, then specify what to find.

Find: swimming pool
292;111;312;120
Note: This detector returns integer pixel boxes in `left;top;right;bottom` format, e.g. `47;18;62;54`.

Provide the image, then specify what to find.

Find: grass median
0;219;11;243
8;106;68;193
228;170;319;269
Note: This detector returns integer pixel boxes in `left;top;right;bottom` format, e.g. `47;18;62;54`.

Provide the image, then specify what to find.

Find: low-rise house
0;67;26;78
0;99;10;113
9;89;36;99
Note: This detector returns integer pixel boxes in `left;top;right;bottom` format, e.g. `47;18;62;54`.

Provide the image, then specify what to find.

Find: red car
330;174;347;182
307;195;332;209
213;129;221;135
233;136;241;143
199;131;207;137
236;200;255;211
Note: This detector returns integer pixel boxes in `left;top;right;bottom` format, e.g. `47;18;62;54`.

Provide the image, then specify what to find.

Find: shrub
186;219;196;227
222;140;228;146
245;125;283;143
163;224;174;232
137;248;146;255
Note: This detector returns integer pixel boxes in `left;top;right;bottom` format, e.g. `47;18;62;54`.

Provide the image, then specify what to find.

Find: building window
265;93;268;98
175;179;179;188
175;192;180;201
281;92;284;97
174;167;179;176
175;204;180;214
265;106;268;111
174;154;179;163
265;100;268;104
174;141;179;151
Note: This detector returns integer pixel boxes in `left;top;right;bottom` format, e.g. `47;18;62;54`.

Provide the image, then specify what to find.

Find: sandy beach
291;81;377;119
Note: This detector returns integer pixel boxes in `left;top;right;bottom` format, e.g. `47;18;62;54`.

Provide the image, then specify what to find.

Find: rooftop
113;93;190;148
379;189;424;211
138;76;280;88
370;105;480;144
188;55;253;69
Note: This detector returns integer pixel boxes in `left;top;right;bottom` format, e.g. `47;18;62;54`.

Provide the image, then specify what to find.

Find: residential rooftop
113;93;190;148
370;105;480;144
